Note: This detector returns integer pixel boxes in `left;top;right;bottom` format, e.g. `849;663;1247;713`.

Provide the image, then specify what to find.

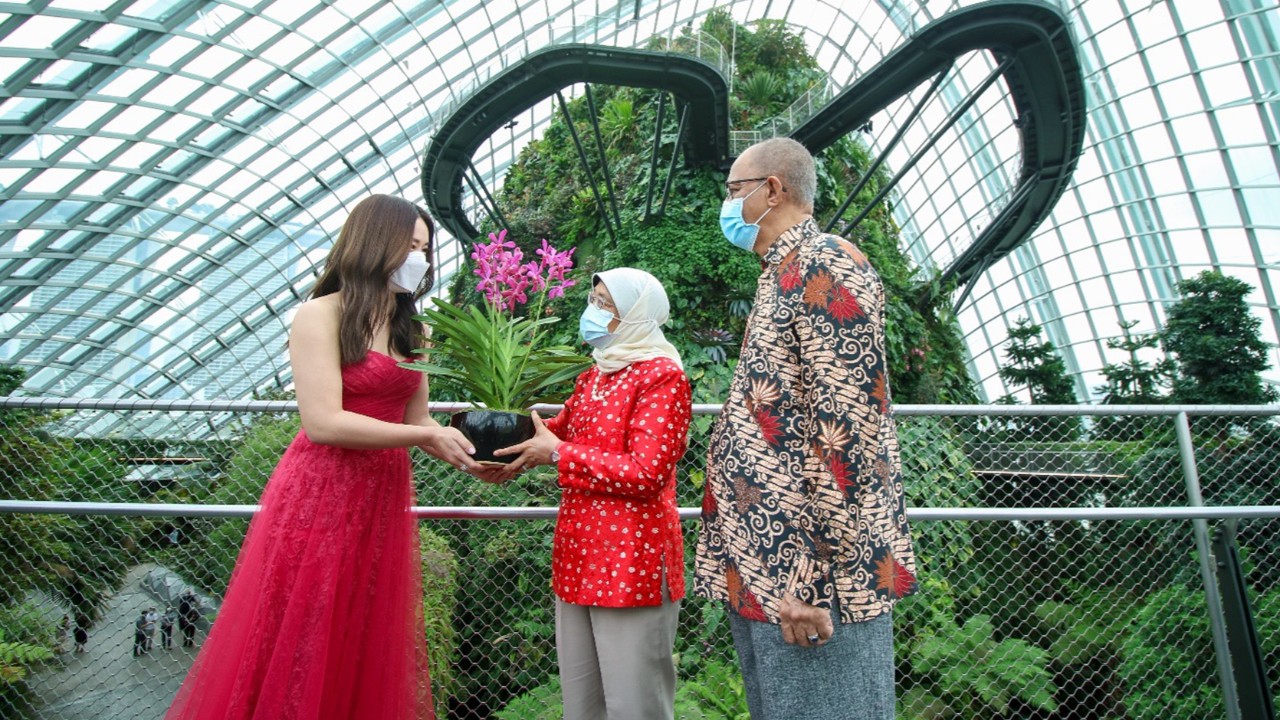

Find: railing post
1174;411;1241;720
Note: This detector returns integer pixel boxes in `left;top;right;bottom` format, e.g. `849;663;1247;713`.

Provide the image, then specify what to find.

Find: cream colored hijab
591;268;683;374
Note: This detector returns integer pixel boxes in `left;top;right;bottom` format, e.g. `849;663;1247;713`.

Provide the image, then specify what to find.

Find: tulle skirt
166;434;433;720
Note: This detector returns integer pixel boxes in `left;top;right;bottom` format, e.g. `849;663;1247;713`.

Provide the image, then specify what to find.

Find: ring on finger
807;634;820;644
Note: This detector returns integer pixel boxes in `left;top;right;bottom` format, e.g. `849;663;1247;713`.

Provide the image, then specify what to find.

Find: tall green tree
996;317;1082;441
1162;270;1278;406
998;317;1078;405
1097;320;1172;404
1093;319;1173;441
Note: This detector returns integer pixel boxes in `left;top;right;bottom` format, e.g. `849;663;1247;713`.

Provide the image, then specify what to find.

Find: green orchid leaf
408;291;591;411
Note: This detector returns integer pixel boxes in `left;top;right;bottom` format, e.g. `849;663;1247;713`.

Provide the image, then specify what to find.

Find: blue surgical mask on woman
720;182;772;252
579;303;616;348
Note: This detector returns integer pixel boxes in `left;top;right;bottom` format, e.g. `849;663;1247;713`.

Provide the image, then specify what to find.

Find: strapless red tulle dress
167;351;433;720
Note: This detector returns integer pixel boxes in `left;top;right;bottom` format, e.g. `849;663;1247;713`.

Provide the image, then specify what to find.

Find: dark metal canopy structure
423;0;1086;296
0;0;1277;414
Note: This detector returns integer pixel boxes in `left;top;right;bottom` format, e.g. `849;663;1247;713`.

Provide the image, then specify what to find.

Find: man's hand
780;595;833;648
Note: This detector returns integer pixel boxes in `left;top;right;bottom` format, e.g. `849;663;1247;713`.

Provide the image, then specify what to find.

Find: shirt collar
762;216;820;267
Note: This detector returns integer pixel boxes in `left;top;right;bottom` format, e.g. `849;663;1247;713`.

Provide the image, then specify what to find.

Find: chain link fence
1;399;1278;719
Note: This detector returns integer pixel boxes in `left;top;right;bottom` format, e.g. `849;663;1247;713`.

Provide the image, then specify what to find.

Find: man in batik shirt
695;137;917;720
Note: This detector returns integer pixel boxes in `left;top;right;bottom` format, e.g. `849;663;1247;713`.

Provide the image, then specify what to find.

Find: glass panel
31;59;93;88
0;15;80;49
124;0;189;23
0;96;43;123
1196;188;1242;227
79;23;139;53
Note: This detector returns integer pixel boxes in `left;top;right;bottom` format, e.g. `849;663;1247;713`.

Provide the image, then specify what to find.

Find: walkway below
26;564;198;720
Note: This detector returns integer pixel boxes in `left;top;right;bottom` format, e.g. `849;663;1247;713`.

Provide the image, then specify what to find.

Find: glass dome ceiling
0;0;1277;405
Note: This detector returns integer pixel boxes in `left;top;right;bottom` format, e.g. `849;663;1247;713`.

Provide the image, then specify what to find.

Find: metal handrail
2;397;1279;416
3;500;1279;523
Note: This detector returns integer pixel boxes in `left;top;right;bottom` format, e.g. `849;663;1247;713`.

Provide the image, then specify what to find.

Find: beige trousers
555;591;681;720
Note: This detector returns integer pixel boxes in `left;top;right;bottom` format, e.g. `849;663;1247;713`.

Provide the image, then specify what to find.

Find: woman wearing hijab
495;267;692;720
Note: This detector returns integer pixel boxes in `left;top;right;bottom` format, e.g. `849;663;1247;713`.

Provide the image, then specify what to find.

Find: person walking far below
160;605;177;650
177;590;198;648
73;614;88;654
494;268;693;720
133;610;148;657
694;137;918;720
144;606;158;651
167;194;487;720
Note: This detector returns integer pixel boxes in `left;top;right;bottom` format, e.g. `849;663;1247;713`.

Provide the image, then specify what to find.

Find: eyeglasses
587;293;617;313
724;176;770;200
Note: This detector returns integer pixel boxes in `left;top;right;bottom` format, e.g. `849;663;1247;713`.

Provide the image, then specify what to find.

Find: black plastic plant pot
449;409;535;463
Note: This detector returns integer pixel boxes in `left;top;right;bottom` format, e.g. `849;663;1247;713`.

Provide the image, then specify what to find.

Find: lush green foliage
166;413;299;591
1096;320;1172;405
905;613;1058;718
420;526;459;719
417;461;557;716
492;674;562;720
895;417;980;618
672;659;751;720
0;366;142;628
1118;584;1226;719
671;593;739;707
997;317;1077;404
0;603;58;713
0;603;58;652
0;366;68;608
1031;589;1140;717
0;629;54;685
1162;270;1278;406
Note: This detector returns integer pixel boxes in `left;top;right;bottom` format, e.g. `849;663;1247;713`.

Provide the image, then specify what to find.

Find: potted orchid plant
401;230;592;461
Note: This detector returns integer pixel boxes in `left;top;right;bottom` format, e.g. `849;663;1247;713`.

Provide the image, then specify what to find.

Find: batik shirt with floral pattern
694;217;918;624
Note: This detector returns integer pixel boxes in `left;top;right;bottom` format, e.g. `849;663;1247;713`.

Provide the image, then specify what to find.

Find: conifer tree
1094;320;1172;441
1162;270;1277;406
997;317;1082;440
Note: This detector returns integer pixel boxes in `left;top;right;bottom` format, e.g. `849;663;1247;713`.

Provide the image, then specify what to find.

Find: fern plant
493;675;562;720
904;613;1057;719
673;659;751;720
0;629;54;685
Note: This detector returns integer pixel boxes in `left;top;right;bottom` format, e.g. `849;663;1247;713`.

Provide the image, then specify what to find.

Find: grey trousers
556;595;681;720
728;605;895;720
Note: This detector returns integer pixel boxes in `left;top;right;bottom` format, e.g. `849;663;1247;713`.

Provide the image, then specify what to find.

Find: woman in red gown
166;195;486;720
495;268;692;720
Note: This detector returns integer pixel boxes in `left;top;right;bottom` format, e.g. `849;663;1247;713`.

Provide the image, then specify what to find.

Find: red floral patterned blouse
544;356;692;608
694;217;918;624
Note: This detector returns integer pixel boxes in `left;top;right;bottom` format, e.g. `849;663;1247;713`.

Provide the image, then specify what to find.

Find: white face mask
388;251;428;293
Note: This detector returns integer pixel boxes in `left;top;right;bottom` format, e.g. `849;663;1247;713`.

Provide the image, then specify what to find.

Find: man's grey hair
752;137;817;211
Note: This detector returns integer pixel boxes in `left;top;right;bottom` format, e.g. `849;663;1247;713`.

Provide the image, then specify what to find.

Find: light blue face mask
720;181;772;252
578;303;616;348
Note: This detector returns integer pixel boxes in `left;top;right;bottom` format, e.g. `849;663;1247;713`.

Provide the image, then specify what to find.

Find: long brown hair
311;195;436;365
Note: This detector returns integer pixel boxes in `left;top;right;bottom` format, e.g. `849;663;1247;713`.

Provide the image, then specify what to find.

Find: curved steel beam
422;0;1083;285
421;44;730;244
791;0;1084;288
